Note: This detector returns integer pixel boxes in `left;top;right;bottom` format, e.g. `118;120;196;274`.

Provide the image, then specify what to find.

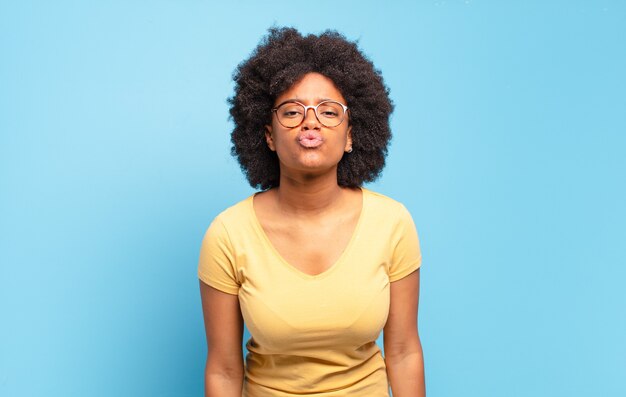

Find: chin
299;151;340;169
279;149;342;175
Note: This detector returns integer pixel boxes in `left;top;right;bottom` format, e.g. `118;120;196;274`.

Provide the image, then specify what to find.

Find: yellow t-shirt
198;187;422;396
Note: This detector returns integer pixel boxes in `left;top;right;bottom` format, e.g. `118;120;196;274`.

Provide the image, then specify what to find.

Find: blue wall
1;1;624;396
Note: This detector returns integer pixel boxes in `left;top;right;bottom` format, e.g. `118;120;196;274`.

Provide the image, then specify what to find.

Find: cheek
271;129;291;148
336;129;350;145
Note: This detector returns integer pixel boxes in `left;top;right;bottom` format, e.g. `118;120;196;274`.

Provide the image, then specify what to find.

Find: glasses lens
276;102;305;128
316;101;345;127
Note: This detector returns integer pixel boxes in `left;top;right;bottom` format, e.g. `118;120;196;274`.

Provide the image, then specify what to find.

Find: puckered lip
297;131;324;148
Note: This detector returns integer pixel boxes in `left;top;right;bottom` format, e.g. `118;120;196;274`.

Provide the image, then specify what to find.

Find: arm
199;280;244;397
383;269;425;397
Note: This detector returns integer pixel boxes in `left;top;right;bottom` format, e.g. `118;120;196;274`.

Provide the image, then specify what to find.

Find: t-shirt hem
198;272;240;295
388;256;422;282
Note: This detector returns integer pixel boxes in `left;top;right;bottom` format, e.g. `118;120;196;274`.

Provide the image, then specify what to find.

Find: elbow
384;336;423;365
204;356;244;396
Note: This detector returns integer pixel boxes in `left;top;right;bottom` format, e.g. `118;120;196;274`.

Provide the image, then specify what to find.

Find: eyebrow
274;98;340;108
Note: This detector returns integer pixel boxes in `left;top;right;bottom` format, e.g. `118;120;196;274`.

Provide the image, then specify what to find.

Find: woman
198;27;424;397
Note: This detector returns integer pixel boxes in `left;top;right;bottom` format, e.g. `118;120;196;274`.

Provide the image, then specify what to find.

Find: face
265;72;352;179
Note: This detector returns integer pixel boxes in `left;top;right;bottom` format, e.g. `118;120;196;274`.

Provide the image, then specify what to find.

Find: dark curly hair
229;27;394;190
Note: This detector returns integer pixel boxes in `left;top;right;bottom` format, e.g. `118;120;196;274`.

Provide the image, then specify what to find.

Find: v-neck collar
248;187;368;280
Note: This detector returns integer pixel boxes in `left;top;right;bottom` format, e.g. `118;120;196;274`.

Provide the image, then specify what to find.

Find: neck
274;170;346;215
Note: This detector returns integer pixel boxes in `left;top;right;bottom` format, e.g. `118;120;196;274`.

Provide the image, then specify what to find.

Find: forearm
385;348;425;397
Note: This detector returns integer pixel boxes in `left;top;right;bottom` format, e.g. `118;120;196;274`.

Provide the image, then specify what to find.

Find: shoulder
203;194;256;241
211;194;254;225
362;188;417;238
363;188;410;218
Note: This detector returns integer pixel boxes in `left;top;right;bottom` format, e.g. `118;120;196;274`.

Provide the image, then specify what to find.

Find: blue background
1;1;624;396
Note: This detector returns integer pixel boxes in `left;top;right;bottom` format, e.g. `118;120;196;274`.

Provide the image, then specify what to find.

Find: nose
301;106;321;130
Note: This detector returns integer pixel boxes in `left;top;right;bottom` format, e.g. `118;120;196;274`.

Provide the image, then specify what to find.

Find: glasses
271;100;349;128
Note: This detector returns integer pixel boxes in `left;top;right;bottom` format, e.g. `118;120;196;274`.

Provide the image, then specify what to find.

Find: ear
265;125;276;151
345;125;353;152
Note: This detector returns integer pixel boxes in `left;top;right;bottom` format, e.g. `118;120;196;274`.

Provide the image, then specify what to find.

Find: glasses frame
271;100;349;128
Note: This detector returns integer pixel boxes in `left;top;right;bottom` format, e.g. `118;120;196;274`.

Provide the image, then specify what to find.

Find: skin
200;72;425;396
258;72;360;276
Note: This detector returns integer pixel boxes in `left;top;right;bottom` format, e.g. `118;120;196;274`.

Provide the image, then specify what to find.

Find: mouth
298;132;323;148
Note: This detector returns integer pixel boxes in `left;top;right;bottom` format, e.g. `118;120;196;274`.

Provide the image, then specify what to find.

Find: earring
347;147;353;153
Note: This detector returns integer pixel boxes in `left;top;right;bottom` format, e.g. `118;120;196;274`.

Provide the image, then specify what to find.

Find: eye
278;103;304;118
282;110;302;117
318;103;341;118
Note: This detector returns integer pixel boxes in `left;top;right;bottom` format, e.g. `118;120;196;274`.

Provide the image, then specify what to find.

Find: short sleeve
388;204;422;282
197;216;240;295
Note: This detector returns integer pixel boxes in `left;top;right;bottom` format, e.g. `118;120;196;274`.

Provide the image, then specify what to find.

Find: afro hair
228;27;394;190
